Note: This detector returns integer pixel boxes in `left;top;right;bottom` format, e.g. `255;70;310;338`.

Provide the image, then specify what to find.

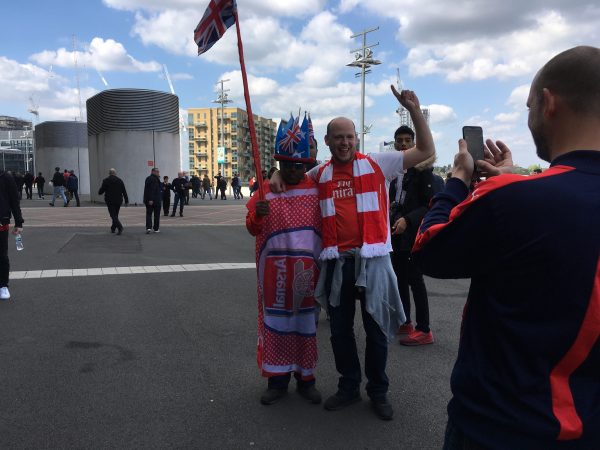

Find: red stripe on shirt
550;257;600;440
413;165;575;252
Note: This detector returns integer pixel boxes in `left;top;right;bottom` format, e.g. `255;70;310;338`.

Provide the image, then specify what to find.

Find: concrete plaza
0;197;468;449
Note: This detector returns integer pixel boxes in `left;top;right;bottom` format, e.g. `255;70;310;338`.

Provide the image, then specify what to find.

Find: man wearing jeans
0;169;24;300
270;88;436;420
49;167;68;207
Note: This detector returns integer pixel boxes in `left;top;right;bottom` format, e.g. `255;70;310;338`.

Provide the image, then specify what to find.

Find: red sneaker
396;322;414;335
399;330;434;346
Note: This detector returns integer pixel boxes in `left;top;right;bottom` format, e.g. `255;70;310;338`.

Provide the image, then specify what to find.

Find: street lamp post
213;79;232;179
347;27;381;152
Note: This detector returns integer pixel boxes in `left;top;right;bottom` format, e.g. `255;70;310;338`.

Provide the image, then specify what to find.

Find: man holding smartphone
413;46;600;449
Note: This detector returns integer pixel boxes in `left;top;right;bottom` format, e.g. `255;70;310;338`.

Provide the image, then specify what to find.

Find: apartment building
187;107;277;183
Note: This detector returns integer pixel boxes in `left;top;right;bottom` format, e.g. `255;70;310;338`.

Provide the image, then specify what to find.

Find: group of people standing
246;46;600;450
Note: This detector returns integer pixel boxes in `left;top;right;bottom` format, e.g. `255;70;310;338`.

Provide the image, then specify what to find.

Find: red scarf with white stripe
316;153;391;260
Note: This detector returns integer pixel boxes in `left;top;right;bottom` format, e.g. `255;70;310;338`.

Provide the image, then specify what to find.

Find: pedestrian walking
201;174;212;200
144;168;162;233
98;168;128;235
66;170;80;207
23;172;34;200
34;172;45;199
49;167;68;207
0;169;24;300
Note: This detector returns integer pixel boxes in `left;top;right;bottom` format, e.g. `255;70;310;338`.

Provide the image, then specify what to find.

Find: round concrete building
35;121;90;196
87;89;181;205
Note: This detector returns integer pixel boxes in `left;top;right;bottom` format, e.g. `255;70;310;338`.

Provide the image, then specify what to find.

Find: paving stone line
10;263;256;280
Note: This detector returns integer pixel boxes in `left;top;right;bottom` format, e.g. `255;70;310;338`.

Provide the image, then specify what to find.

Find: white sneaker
146;229;152;234
153;229;160;233
0;287;10;300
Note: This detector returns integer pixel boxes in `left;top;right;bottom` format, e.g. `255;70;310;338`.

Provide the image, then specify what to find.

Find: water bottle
15;233;24;251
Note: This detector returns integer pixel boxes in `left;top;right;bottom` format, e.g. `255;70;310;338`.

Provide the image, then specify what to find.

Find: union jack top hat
274;113;314;163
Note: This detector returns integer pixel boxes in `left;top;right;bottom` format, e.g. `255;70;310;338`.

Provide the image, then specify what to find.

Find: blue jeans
50;186;67;205
324;258;389;400
172;193;184;214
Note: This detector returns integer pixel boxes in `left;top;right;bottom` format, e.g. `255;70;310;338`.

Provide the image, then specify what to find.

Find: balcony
194;121;207;127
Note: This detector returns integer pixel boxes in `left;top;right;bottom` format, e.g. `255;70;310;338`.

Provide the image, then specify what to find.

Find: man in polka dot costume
246;115;323;406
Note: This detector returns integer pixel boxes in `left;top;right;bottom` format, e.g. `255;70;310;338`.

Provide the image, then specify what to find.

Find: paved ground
0;198;469;449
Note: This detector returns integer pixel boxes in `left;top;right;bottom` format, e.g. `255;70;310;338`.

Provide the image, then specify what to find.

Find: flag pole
232;9;265;200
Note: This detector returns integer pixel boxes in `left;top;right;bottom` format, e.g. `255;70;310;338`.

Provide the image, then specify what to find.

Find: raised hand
477;139;516;177
391;85;421;112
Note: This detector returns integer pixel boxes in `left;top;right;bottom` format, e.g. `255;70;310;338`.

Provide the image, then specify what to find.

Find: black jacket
51;171;65;187
98;175;128;205
390;166;436;252
24;172;34;186
66;174;79;191
144;174;162;204
171;177;186;195
0;171;24;227
162;182;172;200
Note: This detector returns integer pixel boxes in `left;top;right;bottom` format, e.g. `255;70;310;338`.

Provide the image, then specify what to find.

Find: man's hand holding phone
452;139;475;187
477;139;517;177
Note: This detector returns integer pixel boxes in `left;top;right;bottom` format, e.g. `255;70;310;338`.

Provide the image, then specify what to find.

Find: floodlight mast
347;26;381;151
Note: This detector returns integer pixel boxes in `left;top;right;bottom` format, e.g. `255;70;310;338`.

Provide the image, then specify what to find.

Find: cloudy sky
2;0;599;166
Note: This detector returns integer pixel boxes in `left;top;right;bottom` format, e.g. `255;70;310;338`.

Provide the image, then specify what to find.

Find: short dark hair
394;126;415;139
534;46;600;116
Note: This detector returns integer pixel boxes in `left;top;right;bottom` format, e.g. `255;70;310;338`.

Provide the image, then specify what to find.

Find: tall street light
213;79;232;178
347;27;381;151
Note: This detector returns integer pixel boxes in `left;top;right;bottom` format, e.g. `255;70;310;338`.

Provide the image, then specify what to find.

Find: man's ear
542;88;557;118
324;134;330;147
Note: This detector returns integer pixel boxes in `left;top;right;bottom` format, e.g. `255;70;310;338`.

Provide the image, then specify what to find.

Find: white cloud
507;84;531;109
494;111;521;123
426;104;457;124
30;38;162;73
357;2;600;82
0;57;55;99
170;73;193;81
337;0;361;13
104;0;328;17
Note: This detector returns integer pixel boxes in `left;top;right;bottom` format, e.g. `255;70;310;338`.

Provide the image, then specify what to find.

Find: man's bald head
532;46;600;116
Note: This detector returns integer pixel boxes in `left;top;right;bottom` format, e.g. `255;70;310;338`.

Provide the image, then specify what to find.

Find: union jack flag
278;115;303;154
194;0;237;56
307;113;314;143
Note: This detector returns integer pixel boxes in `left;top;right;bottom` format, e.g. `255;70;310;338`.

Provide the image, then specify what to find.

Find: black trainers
260;388;287;405
371;398;394;421
323;391;361;411
297;385;322;404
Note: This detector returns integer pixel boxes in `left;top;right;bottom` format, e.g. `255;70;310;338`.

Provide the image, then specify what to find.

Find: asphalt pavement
0;195;469;449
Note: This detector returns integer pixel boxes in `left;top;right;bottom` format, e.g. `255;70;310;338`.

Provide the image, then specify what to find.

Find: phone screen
462;126;485;162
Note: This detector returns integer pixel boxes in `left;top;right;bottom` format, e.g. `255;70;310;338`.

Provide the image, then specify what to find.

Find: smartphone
462;126;485;162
